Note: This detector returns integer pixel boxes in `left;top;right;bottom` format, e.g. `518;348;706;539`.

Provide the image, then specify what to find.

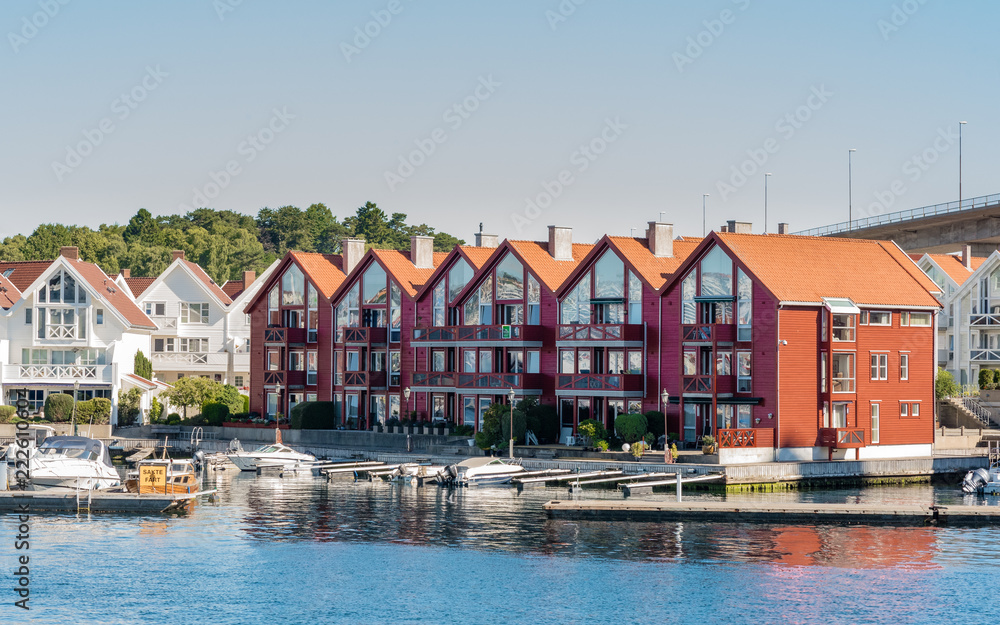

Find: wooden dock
0;489;215;514
542;499;1000;526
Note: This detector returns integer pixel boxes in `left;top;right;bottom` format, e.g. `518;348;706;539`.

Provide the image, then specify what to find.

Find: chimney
59;246;79;260
646;222;674;257
547;226;573;261
172;250;185;261
243;270;256;288
410;235;434;269
475;232;499;248
719;225;729;233
777;223;790;235
963;244;973;270
342;238;365;275
121;269;131;279
727;220;752;234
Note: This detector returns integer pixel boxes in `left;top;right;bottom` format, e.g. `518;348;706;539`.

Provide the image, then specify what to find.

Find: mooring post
676;472;682;502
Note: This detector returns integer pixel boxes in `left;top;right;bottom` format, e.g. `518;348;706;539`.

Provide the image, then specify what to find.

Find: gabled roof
222;280;246;299
665;233;941;309
371;249;449;298
290;252;346;300
0;273;21;309
133;258;232;308
413;245;497;300
921;253;985;287
505;240;593;292
67;257;158;328
180;260;232;305
558;235;702;295
125;276;155;298
0;261;51;291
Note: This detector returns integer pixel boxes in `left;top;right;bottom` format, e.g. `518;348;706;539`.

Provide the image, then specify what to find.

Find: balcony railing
971;314;1000;326
342;327;388;344
681;324;735;342
46;325;78;340
556;324;643;342
457;372;544;389
682;375;712;392
718;428;774;449
150;316;178;329
819;427;866;448
971;349;1000;362
412;325;546;342
153;352;207;364
411;372;458;387
5;364;112;381
263;327;306;343
556;374;643;392
263;370;285;385
341;371;388;387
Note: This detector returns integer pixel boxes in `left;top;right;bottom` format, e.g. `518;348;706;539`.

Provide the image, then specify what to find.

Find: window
870;353;887;380
577;350;591;374
371;395;386;425
820;352;827;393
628;271;642;322
832;353;855;392
683;348;697;376
389;395;400;420
363;263;387;305
526;350;540;374
180;302;209;324
900;402;908;417
560;350;575;374
464;277;494;325
831;314;855;341
871;403;880;444
496;254;525;300
478;349;492;373
608;350;624;374
822;402;830;428
389;351;401;386
24;308;31;324
868;311;890;326
900;311;908;326
681;273;696;325
463;397;476;427
307;393;317;403
44;269;84;304
832;402;848;428
389;282;401;342
22;348;46;365
527;275;541;325
346;351;360;372
282;265;305;305
716;351;731;376
737;351;751;392
737;269;752;341
737;404;752;429
594;250;624;299
900;353;909;380
78;349;106;365
507;350;524;374
433;282;446;327
859;311;869;325
432;350;445;372
267;349;280;371
307;351;317;385
266;393;278;418
700;246;733;296
908;312;932;326
463;349;476;373
268;287;280;326
234;375;245;388
432;395;446;420
144;302;165;316
560;275;590;325
449;259;473;302
96;309;104;325
912;402;920;417
307;283;318;343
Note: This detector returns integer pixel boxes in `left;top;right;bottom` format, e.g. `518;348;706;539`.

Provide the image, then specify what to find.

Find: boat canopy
37;436;113;467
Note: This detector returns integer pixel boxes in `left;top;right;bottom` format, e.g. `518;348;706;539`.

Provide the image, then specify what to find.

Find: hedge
43;393;75;422
290;401;338;430
202;402;230;427
76;398;111;425
614;413;648;443
0;406;16;423
644;411;665;440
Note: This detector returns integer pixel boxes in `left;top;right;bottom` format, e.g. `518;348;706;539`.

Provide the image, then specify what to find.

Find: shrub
937;367;960;400
453;424;474;436
476;405;505;450
702;435;716;448
596;439;609;452
202;402;230;427
0;405;16;423
289;401;338;430
577;418;607;446
644;411;665;440
44;393;75;422
166;415;182;425
134;350;152;380
240;394;250;414
474;431;493;451
500;408;527;445
979;368;994;391
614;413;647;443
117;388;141;426
522;399;559;444
77;398;111;425
630;440;646;459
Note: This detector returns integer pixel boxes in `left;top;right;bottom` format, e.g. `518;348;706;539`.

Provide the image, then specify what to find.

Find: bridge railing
795;192;1000;237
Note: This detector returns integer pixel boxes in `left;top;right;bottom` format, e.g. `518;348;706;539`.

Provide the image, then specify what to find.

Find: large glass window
307;351;317;385
594;251;624;299
682;273;697;324
449;259;473;302
831;353;855;392
737;268;752;341
180;302;209;324
282;265;304;305
478;349;492;373
433;282;446;327
363;263;387;305
463;397;476;427
389;351;401;386
716;351;732;376
737;351;751;392
388;282;401;342
737;405;752;429
700;246;733;297
683;348;697;376
900;353;909;380
560;275;590;324
527;276;541;325
463;349;476;373
307;283;318;342
268;287;279;325
832;314;855;341
628;271;642;322
560;350;575;374
496;254;524;300
464;277;493;325
526;350;540;374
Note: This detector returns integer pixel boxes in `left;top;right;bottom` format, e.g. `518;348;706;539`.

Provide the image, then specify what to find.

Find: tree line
0;202;465;284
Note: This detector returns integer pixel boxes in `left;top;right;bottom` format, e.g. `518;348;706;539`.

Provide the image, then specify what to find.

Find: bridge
794;192;1000;256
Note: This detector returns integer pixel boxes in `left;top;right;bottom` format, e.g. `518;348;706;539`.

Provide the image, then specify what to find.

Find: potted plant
701;435;717;455
596;439;609;452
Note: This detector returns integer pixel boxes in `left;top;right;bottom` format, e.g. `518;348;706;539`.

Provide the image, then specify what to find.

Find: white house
0;246;155;423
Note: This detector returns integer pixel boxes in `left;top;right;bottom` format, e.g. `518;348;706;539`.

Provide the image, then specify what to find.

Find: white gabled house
0;246;155;424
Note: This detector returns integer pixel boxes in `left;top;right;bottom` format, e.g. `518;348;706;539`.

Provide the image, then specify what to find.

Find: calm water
5;471;1000;624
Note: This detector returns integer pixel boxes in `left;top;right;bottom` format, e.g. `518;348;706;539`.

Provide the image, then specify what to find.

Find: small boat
439;457;526;486
28;436;121;490
225;438;316;472
125;458;201;495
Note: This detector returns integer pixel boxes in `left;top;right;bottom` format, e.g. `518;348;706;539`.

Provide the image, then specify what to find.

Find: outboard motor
962;467;991;494
193;450;206;472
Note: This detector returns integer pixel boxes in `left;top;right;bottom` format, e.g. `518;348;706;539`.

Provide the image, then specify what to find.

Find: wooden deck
542;499;1000;526
0;489;214;513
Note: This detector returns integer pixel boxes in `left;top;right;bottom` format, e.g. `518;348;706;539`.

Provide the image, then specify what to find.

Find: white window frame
870;353;888;380
868;311;891;326
871;403;880;444
900;353;909;381
180;302;209;324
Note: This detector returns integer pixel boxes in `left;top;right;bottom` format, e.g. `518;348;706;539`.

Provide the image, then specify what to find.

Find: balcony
341;371;387;388
819;427;866;448
342;327;387;344
152;352;228;370
718;428;774;449
3;364;113;383
457;372;544;390
150;316;178;331
263;370;284;385
556;324;643;343
971;349;1000;362
556;374;643;393
263;327;306;344
971;314;1000;326
411;372;458;387
682;375;713;392
412;325;546;344
681;324;736;342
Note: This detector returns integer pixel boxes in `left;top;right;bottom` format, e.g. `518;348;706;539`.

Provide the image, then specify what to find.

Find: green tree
938;367;961;399
159;377;218;418
351;202;390;246
134;350;152;380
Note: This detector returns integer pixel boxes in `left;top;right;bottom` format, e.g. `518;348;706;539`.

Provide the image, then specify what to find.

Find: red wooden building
660;230;941;462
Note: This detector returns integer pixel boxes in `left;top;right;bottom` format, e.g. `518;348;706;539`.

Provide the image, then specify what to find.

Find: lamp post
275;383;283;425
848;148;856;230
508;388;515;459
764;173;772;233
960;121;967;208
702;194;709;236
403;387;411;421
660;389;669;464
72;380;80;436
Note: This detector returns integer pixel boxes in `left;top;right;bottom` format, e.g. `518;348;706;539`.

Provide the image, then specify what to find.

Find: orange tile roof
68;258;157;328
0;273;21;309
0;261;51;291
506;240;593;291
181;259;232;305
924;253;986;286
125;276;155;297
606;236;703;290
289;251;346;300
222;280;246;299
715;233;941;308
460;246;495;270
370;249;449;298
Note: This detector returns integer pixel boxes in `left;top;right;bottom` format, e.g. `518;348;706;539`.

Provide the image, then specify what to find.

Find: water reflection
212;472;962;569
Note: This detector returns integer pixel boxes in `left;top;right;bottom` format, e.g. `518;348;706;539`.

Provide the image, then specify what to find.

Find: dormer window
38;269;86;304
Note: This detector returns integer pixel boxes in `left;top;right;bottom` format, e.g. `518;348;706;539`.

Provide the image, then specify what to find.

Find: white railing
4;364;113;382
971;314;1000;326
46;325;77;339
153;352;208;364
151;316;178;329
961;397;995;427
971;349;1000;362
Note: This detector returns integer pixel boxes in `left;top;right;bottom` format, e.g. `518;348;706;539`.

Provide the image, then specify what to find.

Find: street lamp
275;383;283;425
660;389;669;464
764;173;772;233
72;380;80;436
848;148;856;230
960;121;968;208
403;387;411;420
702;194;710;236
508;388;516;460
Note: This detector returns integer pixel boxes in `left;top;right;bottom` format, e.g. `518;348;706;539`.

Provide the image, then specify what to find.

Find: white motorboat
225;439;316;471
439;457;526;486
28;436;121;490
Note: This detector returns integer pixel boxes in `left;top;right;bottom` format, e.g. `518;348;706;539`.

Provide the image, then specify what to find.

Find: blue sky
3;0;997;245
